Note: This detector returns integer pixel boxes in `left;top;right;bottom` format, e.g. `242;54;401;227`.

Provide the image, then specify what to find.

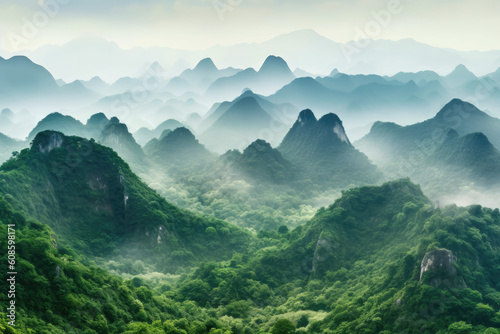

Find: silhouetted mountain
59;80;100;103
0;133;26;164
134;119;186;146
80;76;109;92
258;55;295;82
444;64;477;88
389;70;441;84
357;99;500;166
205;56;295;102
164;58;240;95
278;109;379;187
268;77;346;112
220;139;294;184
145;127;212;165
108;76;144;95
28;112;88;140
201;96;284;153
0;108;14;134
0;56;58;103
200;89;296;134
429;130;500;185
99;117;148;169
86;112;110;138
317;73;392;92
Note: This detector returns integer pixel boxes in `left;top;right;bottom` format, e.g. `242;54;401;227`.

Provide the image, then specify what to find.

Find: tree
271;319;295;334
278;225;289;235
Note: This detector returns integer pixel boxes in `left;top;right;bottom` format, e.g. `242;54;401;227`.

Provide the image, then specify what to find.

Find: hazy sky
0;0;499;52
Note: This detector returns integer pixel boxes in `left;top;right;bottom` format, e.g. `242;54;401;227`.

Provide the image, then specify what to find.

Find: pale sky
0;0;499;52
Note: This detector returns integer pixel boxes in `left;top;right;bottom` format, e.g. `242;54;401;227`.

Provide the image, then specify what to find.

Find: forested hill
0;131;252;272
175;179;500;333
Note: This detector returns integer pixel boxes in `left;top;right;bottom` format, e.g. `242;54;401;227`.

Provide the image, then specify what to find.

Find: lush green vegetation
3;174;500;333
2;129;500;333
0;131;251;272
0;194;250;334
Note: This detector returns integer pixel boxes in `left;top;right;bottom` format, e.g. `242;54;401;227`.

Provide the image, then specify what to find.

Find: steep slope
179;179;500;333
99;117;149;170
278;109;379;187
165;58;240;95
145;127;213;165
444;64;477;88
201;96;284;153
219;139;294;184
0;55;58;99
28;112;88;141
268;77;346;113
0;132;26;164
205;56;295;101
86;112;110;138
0;131;251;272
428;130;500;185
0;193;249;333
199;89;296;134
356;99;500;166
134;119;186;146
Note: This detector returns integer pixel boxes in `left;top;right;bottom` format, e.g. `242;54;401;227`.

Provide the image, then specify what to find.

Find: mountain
0;130;251;271
86;112;110;138
80;76;109;92
199;89;297;134
278;109;379;187
0;108;14;135
134;119;186;146
219;139;294;184
16;31;500;84
443;64;478;88
178;178;500;332
356;99;500;166
144;127;213;165
107;76;144;95
0;193;198;333
28;112;88;141
99;117;148;170
270;74;448;126
201;96;284;153
164;58;240;95
0;133;26;164
204;56;295;102
257;55;295;89
268;77;346;113
58;80;100;104
388;70;442;84
0;55;58;101
316;72;393;93
429;130;500;184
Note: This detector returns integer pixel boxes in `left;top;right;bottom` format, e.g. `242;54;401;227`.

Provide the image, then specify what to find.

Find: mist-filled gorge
1;1;500;334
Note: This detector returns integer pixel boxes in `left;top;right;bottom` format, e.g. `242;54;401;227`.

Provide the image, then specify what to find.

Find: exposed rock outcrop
420;249;466;289
34;131;64;153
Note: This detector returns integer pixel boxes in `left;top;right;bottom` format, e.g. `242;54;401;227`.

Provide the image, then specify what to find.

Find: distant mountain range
4;51;500;143
6;30;500;82
355;99;500;198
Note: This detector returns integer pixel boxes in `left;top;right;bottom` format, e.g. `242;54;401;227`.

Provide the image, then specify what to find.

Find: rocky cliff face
420;249;466;289
34;131;64;154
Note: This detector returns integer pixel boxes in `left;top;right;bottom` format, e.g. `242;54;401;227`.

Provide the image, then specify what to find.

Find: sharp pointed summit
278;109;378;186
